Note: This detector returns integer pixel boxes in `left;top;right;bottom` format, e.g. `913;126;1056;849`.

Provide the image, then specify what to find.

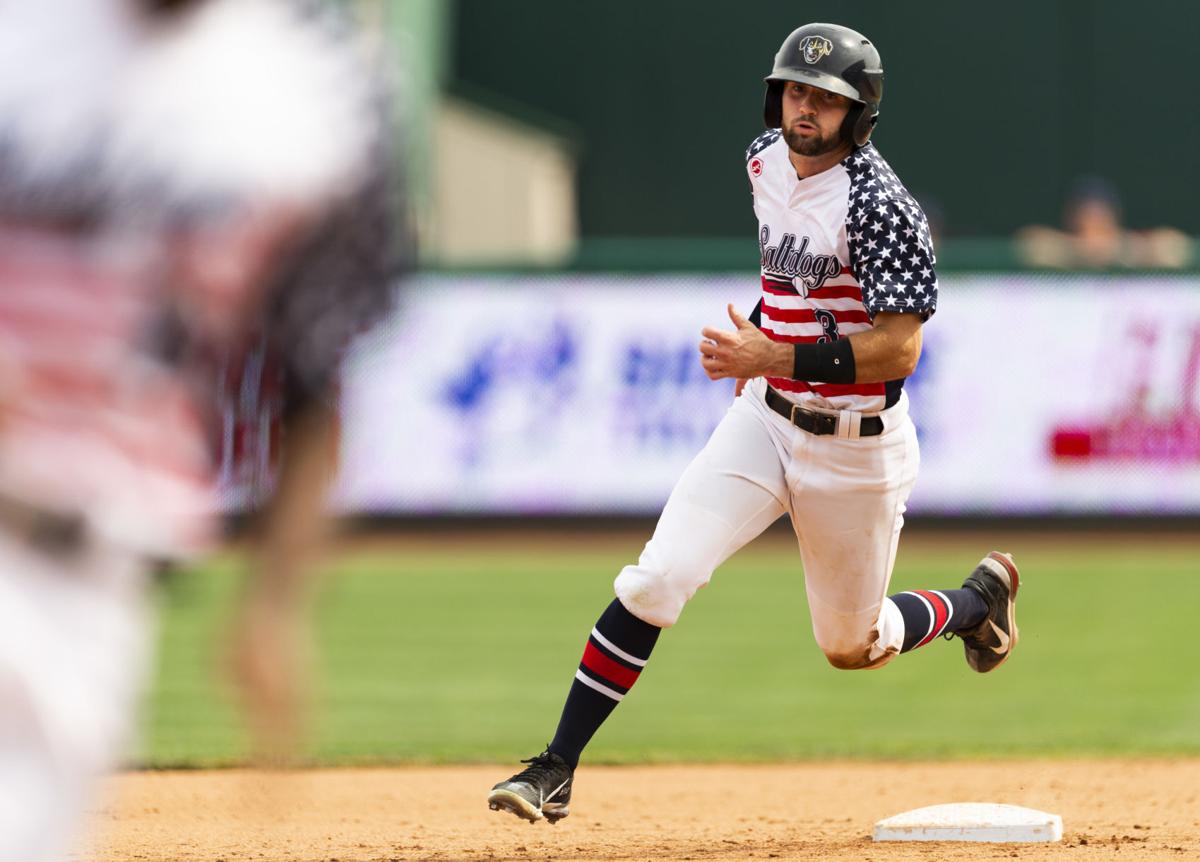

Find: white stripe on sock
590;627;647;667
575;669;625;702
931;590;955;636
901;590;935;645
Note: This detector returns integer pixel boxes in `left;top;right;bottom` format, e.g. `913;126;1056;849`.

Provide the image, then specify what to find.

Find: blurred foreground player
0;0;403;858
488;23;1019;825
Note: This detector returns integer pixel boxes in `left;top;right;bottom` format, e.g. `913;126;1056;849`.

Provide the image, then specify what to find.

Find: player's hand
699;304;791;380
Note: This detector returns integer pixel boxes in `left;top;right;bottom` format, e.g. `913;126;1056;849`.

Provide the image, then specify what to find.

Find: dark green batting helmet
763;23;884;147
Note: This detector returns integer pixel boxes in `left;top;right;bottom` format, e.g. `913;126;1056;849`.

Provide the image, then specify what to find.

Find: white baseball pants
0;530;152;862
614;376;919;669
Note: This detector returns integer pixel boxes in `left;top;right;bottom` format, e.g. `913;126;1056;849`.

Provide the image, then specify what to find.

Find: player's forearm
777;322;920;385
701;305;919;384
738;338;857;383
760;340;795;377
844;324;921;384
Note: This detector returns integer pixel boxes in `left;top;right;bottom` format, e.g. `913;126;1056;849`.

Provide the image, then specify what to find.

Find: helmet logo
800;35;833;64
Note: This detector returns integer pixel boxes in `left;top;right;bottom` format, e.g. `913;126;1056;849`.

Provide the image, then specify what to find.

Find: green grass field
142;530;1200;767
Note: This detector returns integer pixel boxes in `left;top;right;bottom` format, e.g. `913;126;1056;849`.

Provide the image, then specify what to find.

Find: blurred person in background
1016;175;1192;269
0;0;404;859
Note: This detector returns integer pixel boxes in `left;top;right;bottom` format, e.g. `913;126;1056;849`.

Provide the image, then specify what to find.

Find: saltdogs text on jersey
759;225;841;295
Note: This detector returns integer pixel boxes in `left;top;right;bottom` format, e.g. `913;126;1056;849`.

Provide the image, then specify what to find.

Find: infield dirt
87;760;1199;861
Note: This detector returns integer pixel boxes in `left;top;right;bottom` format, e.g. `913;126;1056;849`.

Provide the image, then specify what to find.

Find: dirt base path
85;761;1199;862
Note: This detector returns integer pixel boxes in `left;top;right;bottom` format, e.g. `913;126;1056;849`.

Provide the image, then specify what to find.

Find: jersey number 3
814;309;840;343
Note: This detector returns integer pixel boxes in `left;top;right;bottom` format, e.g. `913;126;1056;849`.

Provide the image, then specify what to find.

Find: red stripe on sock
582;641;641;690
913;590;949;648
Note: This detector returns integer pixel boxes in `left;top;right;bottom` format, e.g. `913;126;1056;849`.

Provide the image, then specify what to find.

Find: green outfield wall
450;1;1200;239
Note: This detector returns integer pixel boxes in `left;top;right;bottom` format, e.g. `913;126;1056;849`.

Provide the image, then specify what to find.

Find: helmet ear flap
852;68;883;146
854;111;879;146
763;80;784;128
846;105;879;147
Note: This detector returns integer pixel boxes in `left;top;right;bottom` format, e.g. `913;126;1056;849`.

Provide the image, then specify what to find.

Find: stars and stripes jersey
744;130;938;412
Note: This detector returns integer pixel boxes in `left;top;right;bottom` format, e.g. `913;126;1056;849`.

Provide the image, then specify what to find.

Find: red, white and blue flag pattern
845;145;938;323
746;134;937;411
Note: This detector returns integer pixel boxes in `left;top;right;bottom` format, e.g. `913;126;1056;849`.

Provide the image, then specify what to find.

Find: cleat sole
487;789;543;823
980;551;1020;671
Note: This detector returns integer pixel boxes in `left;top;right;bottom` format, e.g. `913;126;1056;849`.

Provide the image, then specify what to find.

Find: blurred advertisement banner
334;275;740;513
913;275;1200;514
328;274;1200;516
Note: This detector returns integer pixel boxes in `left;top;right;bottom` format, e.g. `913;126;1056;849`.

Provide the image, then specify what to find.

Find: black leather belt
764;385;884;437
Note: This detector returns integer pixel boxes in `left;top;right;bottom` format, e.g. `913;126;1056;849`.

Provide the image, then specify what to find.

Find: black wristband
792;338;856;384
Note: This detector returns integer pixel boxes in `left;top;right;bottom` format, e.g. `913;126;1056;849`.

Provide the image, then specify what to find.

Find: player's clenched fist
699;304;792;381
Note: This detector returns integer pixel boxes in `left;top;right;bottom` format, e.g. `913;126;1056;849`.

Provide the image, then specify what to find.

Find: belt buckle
791;403;839;435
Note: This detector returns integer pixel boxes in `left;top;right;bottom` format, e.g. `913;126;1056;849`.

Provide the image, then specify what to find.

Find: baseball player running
488;22;1020;825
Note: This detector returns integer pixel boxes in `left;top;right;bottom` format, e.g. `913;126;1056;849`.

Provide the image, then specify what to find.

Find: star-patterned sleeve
847;198;938;320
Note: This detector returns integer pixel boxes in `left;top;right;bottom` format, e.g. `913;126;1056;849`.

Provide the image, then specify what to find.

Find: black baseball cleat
956;551;1020;673
487;749;573;824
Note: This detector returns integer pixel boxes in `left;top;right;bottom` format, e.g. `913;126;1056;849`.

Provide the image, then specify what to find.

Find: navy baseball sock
547;598;660;769
889;588;988;653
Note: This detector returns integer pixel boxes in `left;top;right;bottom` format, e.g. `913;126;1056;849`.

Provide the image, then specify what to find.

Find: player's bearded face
782;120;841;156
780;83;851;156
